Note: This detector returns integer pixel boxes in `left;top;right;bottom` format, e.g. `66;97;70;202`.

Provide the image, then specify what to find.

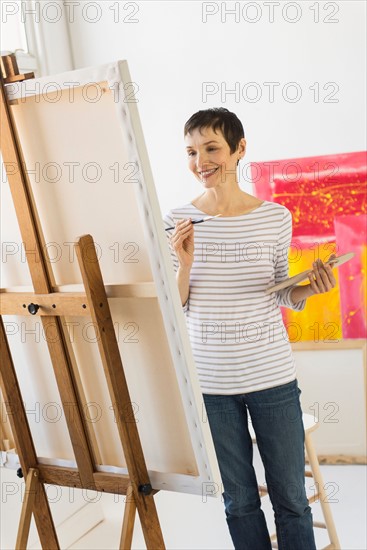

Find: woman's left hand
307;254;337;295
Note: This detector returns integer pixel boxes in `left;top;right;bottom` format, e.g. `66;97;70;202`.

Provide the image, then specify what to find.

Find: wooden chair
248;413;341;549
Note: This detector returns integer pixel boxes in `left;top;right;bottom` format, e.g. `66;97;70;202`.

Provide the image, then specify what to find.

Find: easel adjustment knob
28;303;40;315
17;468;24;478
138;483;152;495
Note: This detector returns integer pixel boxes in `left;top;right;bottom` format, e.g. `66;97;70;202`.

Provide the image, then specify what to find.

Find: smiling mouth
199;167;219;179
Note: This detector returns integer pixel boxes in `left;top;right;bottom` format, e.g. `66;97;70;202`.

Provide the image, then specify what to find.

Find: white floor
2;449;366;549
69;449;366;550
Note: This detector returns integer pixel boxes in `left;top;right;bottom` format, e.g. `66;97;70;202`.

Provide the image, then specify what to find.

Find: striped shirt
163;200;306;395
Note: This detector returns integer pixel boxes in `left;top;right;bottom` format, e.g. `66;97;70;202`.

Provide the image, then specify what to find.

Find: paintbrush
164;214;221;231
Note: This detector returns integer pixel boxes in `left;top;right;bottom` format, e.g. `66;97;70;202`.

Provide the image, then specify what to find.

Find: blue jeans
203;379;316;550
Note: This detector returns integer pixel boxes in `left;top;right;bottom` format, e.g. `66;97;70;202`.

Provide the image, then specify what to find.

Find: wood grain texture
0;318;59;549
16;468;39;549
0;388;14;449
93;472;131;495
305;432;341;548
37;465;132;494
120;485;136;550
0;291;90;316
0;81;51;292
307;455;367;465
0;76;97;488
41;315;97;487
75;234;165;549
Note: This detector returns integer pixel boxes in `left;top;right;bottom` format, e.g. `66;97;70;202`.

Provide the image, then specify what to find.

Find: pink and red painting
251;151;367;341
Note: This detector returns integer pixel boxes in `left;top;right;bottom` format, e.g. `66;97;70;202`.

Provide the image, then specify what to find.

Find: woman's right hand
170;218;194;270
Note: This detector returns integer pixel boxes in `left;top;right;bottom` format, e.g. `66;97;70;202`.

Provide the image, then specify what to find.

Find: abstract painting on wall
251;151;367;341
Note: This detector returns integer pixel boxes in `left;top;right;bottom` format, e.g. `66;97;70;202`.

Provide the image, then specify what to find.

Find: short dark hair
184;107;245;154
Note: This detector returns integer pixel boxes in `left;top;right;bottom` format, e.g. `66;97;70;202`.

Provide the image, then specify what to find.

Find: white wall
64;0;366;214
1;3;366;549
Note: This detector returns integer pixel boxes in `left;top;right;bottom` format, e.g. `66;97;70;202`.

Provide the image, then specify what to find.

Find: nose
195;152;210;172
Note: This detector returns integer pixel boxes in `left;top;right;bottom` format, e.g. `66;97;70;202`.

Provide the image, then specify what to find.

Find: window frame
8;0;74;77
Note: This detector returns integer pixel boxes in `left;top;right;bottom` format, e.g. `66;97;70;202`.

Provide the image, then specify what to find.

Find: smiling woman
163;107;337;550
185;109;245;200
184;124;262;217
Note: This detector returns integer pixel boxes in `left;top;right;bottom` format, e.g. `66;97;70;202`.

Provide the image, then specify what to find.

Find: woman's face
185;126;245;189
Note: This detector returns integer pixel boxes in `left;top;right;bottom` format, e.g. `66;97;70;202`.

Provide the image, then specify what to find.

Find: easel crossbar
0;282;158;316
0;292;90;316
38;465;131;495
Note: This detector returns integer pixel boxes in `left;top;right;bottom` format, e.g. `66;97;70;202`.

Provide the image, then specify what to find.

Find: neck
201;183;245;214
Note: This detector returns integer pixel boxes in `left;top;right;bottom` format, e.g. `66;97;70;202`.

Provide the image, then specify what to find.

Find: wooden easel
0;53;165;549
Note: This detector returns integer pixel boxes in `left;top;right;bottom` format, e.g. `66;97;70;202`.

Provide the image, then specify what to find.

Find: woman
163;107;336;550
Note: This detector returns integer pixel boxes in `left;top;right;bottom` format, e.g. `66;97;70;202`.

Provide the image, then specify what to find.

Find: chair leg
304;433;341;550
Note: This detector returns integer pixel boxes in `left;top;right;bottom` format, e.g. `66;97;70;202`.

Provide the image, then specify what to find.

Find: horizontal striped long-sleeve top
163;200;306;395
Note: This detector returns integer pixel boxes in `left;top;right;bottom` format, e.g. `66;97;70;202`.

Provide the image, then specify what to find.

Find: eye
207;147;217;151
187;151;195;157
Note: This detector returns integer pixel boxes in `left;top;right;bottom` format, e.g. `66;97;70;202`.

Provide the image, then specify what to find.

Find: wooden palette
264;252;355;294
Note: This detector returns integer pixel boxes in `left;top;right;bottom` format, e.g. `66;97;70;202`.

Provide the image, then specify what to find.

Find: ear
237;138;246;159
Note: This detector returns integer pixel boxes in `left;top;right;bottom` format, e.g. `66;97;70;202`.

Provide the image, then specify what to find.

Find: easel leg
1;317;60;549
16;468;39;550
120;484;137;550
76;235;165;549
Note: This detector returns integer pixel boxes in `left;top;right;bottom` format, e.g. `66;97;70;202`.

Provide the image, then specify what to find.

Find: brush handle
164;216;215;231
